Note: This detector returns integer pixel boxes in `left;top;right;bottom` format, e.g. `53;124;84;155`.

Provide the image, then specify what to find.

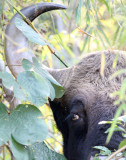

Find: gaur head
5;3;125;160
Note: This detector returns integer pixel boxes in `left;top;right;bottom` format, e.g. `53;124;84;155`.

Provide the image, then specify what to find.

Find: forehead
62;50;126;105
73;50;126;84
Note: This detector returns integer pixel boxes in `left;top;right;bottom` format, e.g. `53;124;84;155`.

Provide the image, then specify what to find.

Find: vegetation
0;0;126;159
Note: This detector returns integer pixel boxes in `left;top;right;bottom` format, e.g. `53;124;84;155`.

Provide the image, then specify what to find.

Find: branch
6;145;16;160
106;145;126;160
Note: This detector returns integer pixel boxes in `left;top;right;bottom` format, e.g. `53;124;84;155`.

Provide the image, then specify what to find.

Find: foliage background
0;0;126;159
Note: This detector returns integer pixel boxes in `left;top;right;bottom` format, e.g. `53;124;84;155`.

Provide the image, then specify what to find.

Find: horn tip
54;3;67;10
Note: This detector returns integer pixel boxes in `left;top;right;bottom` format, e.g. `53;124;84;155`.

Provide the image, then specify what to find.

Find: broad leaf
22;59;33;71
93;146;111;156
10;104;48;145
0;72;26;101
119;139;126;149
17;71;50;106
0;72;15;89
22;58;65;101
52;83;65;99
32;57;65;99
10;136;30;160
32;57;60;86
33;57;64;100
15;18;46;46
13;83;26;100
0;103;10;145
30;142;66;160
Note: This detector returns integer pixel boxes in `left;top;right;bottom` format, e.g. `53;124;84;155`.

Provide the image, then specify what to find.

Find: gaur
5;2;125;160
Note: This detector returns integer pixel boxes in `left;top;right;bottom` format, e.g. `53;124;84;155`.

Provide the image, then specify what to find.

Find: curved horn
5;2;72;87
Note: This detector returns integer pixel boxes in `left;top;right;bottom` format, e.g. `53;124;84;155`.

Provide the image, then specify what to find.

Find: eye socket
72;114;80;121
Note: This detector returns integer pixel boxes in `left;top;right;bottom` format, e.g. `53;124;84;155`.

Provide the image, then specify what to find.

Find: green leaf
99;121;112;125
96;30;106;49
0;103;10;146
0;59;65;105
30;142;66;160
0;72;26;101
105;125;125;133
22;59;33;71
15;18;46;46
93;146;111;156
86;0;90;9
122;151;126;158
119;139;126;149
10;136;30;160
99;0;111;16
117;115;126;123
109;69;126;80
23;57;65;101
81;27;93;52
17;71;50;106
0;72;15;89
10;104;48;145
86;11;90;25
106;103;125;143
52;83;65;99
32;57;65;99
0;0;4;16
13;83;26;100
93;157;100;160
46;81;55;100
75;0;83;24
96;13;110;46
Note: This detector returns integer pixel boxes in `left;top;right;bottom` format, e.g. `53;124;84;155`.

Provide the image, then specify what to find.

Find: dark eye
72;114;80;121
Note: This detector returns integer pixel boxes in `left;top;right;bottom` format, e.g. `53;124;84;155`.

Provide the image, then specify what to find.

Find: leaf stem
106;145;126;160
47;45;68;67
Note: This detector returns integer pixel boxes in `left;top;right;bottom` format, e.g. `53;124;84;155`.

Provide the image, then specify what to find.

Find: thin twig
48;133;63;146
47;45;68;67
6;64;21;66
6;145;16;160
1;0;6;102
3;146;5;160
45;140;55;151
106;145;126;160
78;27;96;39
